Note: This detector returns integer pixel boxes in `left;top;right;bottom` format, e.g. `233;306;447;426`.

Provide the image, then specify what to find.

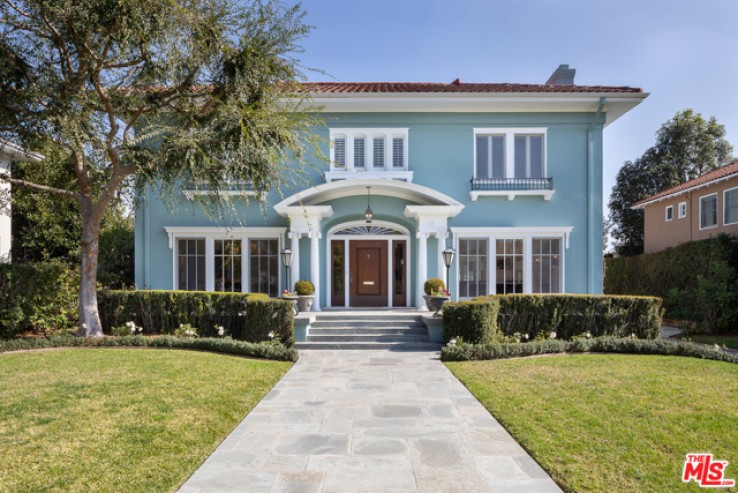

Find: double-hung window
665;205;674;222
475;135;505;179
514;135;544;178
725;188;738;225
700;194;718;229
678;201;687;219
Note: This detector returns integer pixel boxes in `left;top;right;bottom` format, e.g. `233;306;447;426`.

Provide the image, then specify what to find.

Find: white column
417;232;428;310
289;232;301;289
310;232;321;311
436;232;448;285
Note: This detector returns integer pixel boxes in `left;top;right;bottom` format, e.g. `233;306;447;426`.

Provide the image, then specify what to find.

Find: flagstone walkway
178;350;562;493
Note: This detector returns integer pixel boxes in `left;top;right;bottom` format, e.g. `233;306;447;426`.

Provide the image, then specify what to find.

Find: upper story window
725;187;738;226
327;128;411;182
678;201;687;219
700;193;717;229
471;128;551;201
665;205;673;222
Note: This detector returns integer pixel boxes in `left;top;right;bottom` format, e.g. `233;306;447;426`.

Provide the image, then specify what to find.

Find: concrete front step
311;321;426;329
295;341;441;351
308;334;430;343
313;316;422;323
310;327;427;335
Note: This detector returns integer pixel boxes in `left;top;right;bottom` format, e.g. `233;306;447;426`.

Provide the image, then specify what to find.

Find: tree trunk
78;203;104;337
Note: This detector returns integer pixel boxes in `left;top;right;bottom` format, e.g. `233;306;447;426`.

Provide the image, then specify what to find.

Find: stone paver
178;350;562;492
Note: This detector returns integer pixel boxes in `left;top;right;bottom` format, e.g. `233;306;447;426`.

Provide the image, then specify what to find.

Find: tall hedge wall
97;290;294;345
442;294;662;344
604;234;738;331
0;262;78;337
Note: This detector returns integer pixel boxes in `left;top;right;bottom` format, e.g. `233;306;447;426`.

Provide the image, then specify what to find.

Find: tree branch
0;175;80;200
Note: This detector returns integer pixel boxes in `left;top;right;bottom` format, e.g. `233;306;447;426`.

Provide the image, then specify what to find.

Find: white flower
129;326;136;334
217;326;225;337
550;331;557;339
268;331;275;339
137;326;143;333
585;331;592;339
523;333;529;341
714;344;721;350
631;333;636;338
448;338;457;346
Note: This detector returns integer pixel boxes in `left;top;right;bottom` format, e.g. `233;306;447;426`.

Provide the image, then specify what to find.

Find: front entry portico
273;179;464;310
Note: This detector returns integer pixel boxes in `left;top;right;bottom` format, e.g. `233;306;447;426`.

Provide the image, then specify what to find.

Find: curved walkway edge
178;350;562;493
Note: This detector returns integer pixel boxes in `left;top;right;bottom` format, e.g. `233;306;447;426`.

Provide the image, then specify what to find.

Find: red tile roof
299;81;643;94
633;160;738;207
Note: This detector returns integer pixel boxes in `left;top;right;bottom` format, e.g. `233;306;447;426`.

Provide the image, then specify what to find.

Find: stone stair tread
295;342;442;350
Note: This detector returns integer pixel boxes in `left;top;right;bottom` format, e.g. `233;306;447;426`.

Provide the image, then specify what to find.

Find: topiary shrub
293;279;315;295
442;298;499;344
424;277;446;296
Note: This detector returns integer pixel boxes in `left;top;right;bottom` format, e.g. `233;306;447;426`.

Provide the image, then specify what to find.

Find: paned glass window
514;135;544;178
496;239;523;294
475;135;505;179
354;137;365;168
373;137;385;168
700;194;717;229
459;239;488;298
532;238;561;293
178;239;206;291
725;188;738;225
214;239;242;292
249;239;279;297
333;137;346;167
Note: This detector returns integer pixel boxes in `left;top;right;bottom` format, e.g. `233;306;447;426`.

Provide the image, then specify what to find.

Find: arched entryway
326;221;411;308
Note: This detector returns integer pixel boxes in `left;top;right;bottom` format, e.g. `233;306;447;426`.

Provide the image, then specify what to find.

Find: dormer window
327;128;412;182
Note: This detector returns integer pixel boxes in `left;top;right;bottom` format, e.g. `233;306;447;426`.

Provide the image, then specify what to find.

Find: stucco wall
136;111;606;302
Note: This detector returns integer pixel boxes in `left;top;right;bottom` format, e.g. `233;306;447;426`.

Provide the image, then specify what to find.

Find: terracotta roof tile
299;81;643;94
633;160;738;207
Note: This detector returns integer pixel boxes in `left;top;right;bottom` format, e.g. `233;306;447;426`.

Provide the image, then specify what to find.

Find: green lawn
0;349;291;492
681;334;738;350
447;354;738;493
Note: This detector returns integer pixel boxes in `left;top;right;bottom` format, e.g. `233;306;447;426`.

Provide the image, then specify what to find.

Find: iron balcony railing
470;177;553;191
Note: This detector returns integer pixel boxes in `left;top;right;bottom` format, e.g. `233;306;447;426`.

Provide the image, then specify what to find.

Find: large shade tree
609;109;734;256
0;0;317;336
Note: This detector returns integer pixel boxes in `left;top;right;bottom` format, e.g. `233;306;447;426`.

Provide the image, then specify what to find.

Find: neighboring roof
632;160;738;209
299;81;644;94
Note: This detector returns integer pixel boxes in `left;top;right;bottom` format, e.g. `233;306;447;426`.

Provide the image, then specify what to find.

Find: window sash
475;135;505;179
496;239;523;294
214;239;242;292
678;202;687;218
700;195;717;228
354;138;365;168
532;238;561;293
725;189;738;225
459;239;488;298
392;138;404;168
665;206;673;221
178;239;206;291
514;135;544;178
333;137;346;167
249;239;279;297
373;137;385;168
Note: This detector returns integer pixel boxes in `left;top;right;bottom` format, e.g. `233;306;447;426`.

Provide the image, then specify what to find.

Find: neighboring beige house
0;140;43;262
632;160;738;253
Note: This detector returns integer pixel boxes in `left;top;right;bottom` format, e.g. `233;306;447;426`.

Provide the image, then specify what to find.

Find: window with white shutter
475;135;505;178
373;137;385;168
392;137;404;168
354;137;365;168
333;137;346;167
514;135;544;178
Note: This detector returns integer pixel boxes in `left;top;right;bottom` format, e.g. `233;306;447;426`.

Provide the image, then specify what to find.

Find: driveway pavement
178;350;561;493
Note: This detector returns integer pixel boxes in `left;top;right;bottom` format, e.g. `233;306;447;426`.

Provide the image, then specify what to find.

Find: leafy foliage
0;261;78;337
442;298;499;344
609;109;734;255
423;277;445;296
97;290;294;345
442;336;738;364
0;0;318;335
605;234;738;333
0;335;297;362
293;279;314;295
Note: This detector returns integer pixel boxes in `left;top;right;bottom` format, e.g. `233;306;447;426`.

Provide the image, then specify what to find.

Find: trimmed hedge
0;335;298;362
442;298;499;344
0;262;78;337
442;336;738;365
442;339;567;361
494;294;662;340
442;294;662;344
97;290;294;345
605;234;738;331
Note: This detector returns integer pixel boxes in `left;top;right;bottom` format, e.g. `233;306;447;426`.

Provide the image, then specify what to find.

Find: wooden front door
350;240;388;307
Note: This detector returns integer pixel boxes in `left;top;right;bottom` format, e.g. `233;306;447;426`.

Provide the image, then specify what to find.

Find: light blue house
135;65;646;310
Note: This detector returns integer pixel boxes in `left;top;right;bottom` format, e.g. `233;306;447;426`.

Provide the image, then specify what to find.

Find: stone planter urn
424;295;450;317
280;295;299;315
297;295;314;313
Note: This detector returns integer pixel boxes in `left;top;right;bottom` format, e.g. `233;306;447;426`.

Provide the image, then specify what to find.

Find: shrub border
0;336;298;362
441;336;738;365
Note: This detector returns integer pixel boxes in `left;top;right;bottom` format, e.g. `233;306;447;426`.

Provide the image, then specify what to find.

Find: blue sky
296;0;738;213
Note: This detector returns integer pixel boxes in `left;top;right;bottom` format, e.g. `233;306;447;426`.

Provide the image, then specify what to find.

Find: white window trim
164;227;286;293
471;127;550;201
328;128;412;182
678;201;687;219
699;193;718;230
451;226;572;299
724;187;738;226
665;205;673;222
